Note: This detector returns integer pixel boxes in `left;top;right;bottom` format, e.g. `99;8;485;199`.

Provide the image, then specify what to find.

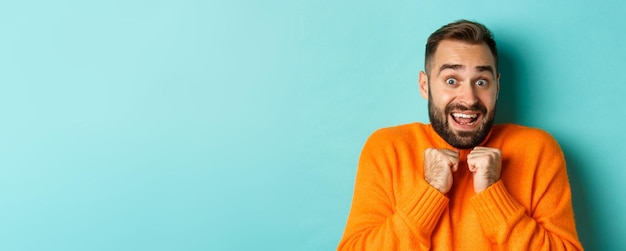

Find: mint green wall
1;0;623;250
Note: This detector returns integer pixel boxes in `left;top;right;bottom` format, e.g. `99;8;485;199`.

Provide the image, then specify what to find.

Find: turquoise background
1;0;624;250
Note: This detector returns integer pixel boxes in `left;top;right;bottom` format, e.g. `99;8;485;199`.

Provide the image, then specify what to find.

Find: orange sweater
338;123;582;250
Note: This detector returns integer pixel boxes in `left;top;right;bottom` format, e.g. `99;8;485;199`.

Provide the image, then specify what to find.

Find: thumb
468;163;477;173
451;162;459;172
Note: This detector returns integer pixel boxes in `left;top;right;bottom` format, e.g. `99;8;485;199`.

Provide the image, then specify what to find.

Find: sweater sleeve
337;130;448;251
470;132;583;250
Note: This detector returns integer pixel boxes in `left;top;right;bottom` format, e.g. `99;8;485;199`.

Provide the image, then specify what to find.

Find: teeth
452;113;478;118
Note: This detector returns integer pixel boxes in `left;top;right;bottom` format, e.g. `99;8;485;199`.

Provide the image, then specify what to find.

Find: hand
424;148;459;194
467;147;502;193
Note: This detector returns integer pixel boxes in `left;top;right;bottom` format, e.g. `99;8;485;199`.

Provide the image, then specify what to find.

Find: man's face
419;40;500;149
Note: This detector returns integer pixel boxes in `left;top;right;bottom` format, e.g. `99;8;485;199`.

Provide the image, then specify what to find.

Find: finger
442;149;459;158
468;163;477;172
451;162;459;172
473;146;490;150
468;150;501;163
468;149;491;158
470;147;500;155
473;146;496;151
469;148;489;156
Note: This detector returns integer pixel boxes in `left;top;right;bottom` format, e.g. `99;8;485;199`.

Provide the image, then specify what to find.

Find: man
337;20;582;250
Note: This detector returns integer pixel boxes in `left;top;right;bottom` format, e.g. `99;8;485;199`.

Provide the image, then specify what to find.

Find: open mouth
450;112;479;126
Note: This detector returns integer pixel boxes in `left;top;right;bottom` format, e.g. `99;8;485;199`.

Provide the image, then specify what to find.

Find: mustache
444;103;487;114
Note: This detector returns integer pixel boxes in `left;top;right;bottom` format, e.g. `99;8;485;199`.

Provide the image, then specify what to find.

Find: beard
428;91;496;149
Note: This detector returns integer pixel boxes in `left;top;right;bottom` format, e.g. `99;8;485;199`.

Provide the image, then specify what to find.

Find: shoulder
359;122;430;163
492;124;556;141
367;122;429;143
490;124;562;152
360;122;431;152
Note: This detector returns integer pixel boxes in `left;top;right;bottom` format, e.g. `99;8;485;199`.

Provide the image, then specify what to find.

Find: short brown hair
424;20;498;75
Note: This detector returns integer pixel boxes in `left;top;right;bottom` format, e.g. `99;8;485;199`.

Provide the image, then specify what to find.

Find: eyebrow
438;64;495;76
438;64;464;75
476;65;495;75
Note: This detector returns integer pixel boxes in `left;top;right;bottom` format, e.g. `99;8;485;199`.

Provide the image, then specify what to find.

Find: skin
419;39;502;194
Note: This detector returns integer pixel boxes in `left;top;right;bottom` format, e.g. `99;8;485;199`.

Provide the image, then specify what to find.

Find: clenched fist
467;147;502;193
424;148;460;194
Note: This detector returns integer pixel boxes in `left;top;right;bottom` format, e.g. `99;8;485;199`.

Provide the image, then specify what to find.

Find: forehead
431;40;496;72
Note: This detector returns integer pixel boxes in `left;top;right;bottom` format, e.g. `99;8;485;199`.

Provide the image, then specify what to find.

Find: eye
445;78;457;85
475;79;487;86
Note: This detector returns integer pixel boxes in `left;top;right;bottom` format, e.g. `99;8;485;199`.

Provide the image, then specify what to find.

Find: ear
496;72;501;100
419;71;429;100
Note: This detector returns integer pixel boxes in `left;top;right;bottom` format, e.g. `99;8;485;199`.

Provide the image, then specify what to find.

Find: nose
457;83;478;105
